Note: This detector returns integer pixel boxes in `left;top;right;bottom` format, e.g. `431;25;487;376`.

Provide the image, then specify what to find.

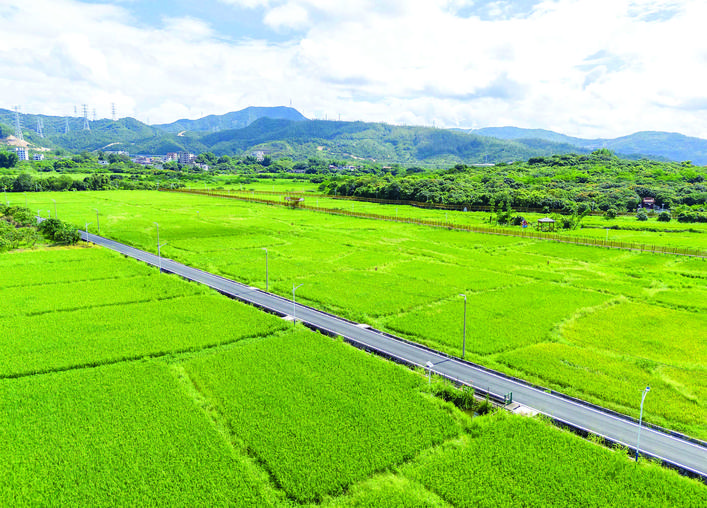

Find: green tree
13;173;35;192
0;151;19;168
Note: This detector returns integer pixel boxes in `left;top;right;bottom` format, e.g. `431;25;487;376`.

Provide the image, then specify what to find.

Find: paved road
81;231;707;480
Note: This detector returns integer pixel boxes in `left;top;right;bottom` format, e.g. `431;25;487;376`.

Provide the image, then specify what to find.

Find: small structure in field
285;196;305;209
641;197;656;210
537;217;556;231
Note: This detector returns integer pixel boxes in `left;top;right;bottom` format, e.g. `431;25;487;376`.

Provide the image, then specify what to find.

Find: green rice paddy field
217;182;707;252
19;189;707;441
2;246;705;505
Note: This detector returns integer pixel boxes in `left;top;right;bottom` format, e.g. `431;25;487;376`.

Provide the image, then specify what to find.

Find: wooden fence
164;189;707;258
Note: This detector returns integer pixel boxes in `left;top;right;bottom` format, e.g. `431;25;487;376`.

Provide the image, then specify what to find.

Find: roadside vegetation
0;204;78;251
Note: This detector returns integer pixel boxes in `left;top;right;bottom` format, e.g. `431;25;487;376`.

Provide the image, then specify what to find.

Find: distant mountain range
469;127;707;164
2;106;707;165
153;106;307;133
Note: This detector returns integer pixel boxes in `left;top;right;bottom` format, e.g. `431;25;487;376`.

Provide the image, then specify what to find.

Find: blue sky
1;0;706;138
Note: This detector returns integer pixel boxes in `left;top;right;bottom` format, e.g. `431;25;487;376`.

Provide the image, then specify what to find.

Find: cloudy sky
1;0;705;138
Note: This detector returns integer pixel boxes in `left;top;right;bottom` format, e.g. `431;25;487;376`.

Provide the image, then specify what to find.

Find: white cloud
264;2;310;30
218;0;271;8
1;0;706;139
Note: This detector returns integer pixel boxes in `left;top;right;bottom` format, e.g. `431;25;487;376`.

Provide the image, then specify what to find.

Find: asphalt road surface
81;231;706;480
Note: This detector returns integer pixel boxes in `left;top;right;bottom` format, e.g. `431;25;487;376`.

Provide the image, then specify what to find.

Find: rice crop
1;293;287;377
496;342;706;436
184;330;460;502
19;190;707;437
403;412;707;507
0;361;269;506
385;283;610;355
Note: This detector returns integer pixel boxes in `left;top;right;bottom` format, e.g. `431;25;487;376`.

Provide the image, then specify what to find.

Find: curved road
82;231;707;480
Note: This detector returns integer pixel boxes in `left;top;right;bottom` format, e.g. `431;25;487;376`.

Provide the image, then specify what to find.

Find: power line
82;104;90;130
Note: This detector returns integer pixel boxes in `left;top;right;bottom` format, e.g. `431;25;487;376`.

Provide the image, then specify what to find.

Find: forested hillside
0;109;601;165
322;150;707;215
473;127;707;164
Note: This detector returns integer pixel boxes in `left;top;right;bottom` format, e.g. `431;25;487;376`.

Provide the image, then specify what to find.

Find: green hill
6;105;707;165
474;126;707;164
153;106;307;133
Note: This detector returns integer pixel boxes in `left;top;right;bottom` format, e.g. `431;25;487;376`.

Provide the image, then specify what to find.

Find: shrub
430;382;476;411
38;218;80;244
604;207;618;220
53;224;80;244
657;211;671;222
38;218;63;238
636;210;648;221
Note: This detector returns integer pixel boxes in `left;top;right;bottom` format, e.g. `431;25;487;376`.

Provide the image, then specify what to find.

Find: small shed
284;196;305;208
537;217;556;231
642;197;655;210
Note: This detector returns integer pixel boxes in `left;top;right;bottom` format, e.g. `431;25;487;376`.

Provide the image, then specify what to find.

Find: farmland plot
0;294;287;377
0;274;203;317
385;283;610;356
403;412;707;507
0;246;153;288
184;331;460;503
496;343;706;435
0;361;269;506
20;191;707;438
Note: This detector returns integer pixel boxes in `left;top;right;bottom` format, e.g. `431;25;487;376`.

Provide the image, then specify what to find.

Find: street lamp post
262;248;269;291
85;222;91;243
93;208;100;234
426;361;434;385
292;283;303;328
153;222;166;272
635;386;651;462
459;294;467;359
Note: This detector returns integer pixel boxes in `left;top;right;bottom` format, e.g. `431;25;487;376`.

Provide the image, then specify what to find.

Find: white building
178;152;195;164
16;147;29;161
33;153;44;161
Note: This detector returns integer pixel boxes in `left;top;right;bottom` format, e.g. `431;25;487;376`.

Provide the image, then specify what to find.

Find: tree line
319;150;707;214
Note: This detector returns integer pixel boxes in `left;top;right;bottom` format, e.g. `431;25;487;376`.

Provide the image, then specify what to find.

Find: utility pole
459;294;467;359
93;208;100;234
635;386;651;462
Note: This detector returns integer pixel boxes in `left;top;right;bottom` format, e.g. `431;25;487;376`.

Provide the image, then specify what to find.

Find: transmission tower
92;108;97;121
36;118;44;138
14;106;23;141
111;103;117;121
65;116;70;134
82;104;90;130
